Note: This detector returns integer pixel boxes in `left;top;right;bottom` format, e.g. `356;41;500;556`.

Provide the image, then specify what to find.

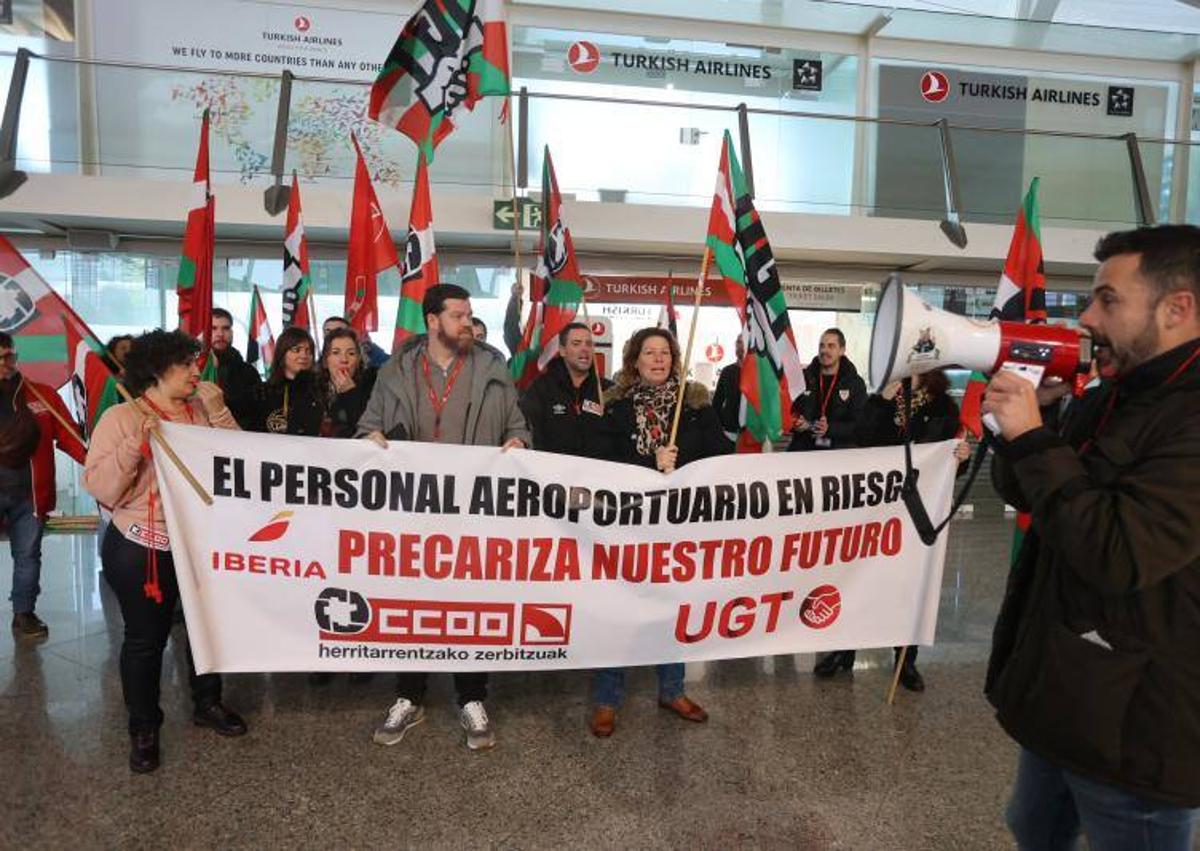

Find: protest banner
151;423;957;674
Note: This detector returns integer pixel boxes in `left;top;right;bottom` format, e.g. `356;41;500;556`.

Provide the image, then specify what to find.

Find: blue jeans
593;663;684;708
1;492;45;614
1006;748;1199;851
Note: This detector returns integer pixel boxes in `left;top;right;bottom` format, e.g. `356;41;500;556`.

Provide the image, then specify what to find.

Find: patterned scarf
893;384;931;432
631;377;680;457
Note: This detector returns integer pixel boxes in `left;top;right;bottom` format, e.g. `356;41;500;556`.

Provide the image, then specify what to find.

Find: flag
368;0;510;162
177;109;215;346
393;152;439;351
0;235;101;388
960;177;1046;439
510;147;584;390
705;130;805;452
344;134;401;336
281;172;313;331
246;285;276;374
657;277;678;339
64;318;121;440
198;349;219;384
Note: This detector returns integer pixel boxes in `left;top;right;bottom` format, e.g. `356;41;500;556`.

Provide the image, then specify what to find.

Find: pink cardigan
84;399;237;548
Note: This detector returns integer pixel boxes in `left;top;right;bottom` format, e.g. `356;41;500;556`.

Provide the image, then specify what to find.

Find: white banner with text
152;423;957;674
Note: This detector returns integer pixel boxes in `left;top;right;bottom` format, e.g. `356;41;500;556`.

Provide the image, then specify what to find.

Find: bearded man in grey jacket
358;283;530;752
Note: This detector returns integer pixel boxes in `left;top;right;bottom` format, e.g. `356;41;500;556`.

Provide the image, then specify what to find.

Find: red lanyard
139;394;196;425
1081;343;1200;454
818;364;840;419
420;353;466;439
134;394;194;604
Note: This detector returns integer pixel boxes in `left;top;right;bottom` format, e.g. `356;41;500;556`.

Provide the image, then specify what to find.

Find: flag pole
503;93;525;329
577;292;604;410
668;247;712;447
20;379;87;449
886;646;911;705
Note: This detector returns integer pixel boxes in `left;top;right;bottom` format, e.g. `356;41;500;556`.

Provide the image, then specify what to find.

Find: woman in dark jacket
319;327;377;439
589;327;728;738
249;327;322;436
813;369;970;691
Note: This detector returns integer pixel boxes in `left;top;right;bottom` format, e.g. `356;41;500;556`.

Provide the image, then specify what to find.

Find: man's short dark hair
822;327;846;348
211;307;233;324
0;331;13;350
423;284;471;320
124;329;201;396
471;317;487;332
1094;225;1200;303
323;316;348;327
558;321;590;347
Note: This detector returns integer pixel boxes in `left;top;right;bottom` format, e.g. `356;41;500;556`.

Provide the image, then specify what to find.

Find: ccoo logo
567;41;600;74
920;70;950;103
800;585;841;630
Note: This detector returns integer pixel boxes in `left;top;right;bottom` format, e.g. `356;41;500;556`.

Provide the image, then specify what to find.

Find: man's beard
438;327;474;354
1095;315;1160;377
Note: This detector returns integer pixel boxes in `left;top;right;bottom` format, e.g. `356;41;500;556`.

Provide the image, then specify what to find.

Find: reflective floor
3;512;1035;848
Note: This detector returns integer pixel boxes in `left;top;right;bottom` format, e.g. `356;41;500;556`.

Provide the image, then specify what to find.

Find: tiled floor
0;514;1069;848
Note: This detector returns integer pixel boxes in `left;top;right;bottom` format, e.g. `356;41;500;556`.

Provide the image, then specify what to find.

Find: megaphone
870;274;1092;425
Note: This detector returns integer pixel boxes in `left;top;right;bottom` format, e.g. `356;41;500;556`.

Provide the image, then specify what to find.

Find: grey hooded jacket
356;335;531;448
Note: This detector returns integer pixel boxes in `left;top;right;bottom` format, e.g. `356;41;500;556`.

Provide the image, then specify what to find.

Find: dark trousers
395;672;487;707
101;526;221;734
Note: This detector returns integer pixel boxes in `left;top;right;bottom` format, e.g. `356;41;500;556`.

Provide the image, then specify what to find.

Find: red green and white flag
64;317;121;440
657;277;679;339
510;147;584;390
281;172;313;332
960;177;1046;439
393;151;439;351
177;109;215;346
345;135;401;337
198;349;220;384
368;0;510;162
0;235;99;388
705;130;805;452
246;285;276;374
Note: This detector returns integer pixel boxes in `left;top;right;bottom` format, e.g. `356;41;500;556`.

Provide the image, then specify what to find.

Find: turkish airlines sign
153;424;956;673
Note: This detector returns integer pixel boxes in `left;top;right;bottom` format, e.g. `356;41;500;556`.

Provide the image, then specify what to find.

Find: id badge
814;436;832;448
582;399;603;416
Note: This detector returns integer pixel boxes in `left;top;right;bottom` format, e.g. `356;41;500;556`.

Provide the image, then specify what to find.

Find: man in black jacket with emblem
788;327;867;452
520;322;612;456
983;225;1200;849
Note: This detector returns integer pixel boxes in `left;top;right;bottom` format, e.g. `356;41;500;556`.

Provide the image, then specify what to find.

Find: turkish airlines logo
920;70;950;103
294;15;312;32
568;41;600;74
249;511;294;542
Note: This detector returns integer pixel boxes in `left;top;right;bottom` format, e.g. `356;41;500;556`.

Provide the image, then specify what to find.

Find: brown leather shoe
11;612;49;639
589;706;616;737
658;695;708;723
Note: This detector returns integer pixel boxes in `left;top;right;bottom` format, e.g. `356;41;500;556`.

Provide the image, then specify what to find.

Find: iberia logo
920;70;950;103
294;15;312;32
568;41;600;74
800;585;841;629
249;511;295;542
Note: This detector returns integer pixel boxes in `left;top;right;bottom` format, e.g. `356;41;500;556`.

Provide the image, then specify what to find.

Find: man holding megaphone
979;225;1200;850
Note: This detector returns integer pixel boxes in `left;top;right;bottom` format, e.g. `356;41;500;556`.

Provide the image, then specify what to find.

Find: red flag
0;236;102;387
246;285;276;372
64;318;121;440
345;135;400;335
393;152;439;351
177;109;215;346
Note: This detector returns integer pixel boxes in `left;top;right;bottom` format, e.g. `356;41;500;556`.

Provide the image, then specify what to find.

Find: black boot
129;729;160;774
193;703;248;736
813;650;855;678
899;663;925;692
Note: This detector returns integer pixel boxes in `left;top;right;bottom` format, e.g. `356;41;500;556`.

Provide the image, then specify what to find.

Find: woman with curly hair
249;326;322;436
84;329;248;774
588;327;728;737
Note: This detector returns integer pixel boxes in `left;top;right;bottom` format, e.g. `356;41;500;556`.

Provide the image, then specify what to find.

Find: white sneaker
373;698;425;746
459;700;495;751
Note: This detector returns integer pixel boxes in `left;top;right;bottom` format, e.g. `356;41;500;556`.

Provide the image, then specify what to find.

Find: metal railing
1;47;1195;245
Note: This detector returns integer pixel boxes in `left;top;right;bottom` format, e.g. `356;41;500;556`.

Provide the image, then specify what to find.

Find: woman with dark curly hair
319;327;377;439
84;329;248;773
249;326;322;436
587;326;728;738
